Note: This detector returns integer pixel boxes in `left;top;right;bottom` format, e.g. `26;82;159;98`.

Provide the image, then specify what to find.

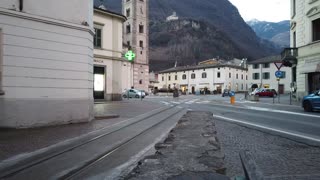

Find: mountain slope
247;19;290;48
149;19;243;71
95;0;280;70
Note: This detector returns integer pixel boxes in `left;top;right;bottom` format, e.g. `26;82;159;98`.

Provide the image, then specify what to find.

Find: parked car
140;90;149;96
222;90;235;97
122;89;145;98
250;88;262;96
255;88;277;97
302;90;320;112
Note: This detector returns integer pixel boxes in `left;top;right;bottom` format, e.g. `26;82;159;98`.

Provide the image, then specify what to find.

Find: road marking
170;101;181;104
187;109;193;111
213;115;320;144
185;99;200;104
195;100;210;104
246;106;320;118
208;103;320;118
177;106;183;109
160;101;170;105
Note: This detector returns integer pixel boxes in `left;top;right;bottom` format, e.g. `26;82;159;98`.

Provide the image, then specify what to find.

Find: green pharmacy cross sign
125;50;136;61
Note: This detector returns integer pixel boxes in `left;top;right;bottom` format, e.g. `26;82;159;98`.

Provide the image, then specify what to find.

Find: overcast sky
228;0;290;22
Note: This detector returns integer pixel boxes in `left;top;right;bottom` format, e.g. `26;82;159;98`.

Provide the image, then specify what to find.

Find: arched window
202;72;207;78
182;74;187;79
191;73;196;79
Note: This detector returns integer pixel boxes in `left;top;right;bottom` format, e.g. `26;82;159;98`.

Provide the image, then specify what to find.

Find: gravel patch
215;119;320;179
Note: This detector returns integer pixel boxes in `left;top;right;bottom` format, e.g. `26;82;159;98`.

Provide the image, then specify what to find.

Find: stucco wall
0;4;94;128
0;0;93;27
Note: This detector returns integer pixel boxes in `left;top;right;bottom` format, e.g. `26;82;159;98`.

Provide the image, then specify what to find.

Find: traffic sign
275;70;283;78
274;62;283;70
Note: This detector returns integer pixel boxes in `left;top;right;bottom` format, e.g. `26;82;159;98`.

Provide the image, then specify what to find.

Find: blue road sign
275;71;283;78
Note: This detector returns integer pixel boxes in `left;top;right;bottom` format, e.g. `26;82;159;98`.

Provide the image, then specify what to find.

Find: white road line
214;115;320;144
160;101;170;105
170;101;181;104
187;109;193;111
209;103;320;118
195;100;210;104
185;99;200;104
246;106;320;118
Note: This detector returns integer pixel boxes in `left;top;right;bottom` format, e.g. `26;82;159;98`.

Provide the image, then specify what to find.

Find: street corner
123;111;228;180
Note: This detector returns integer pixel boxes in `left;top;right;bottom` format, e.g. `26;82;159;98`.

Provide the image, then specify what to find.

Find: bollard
230;96;235;104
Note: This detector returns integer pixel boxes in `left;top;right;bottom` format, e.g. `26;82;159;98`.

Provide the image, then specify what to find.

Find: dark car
302;90;320;112
222;90;235;97
255;88;277;97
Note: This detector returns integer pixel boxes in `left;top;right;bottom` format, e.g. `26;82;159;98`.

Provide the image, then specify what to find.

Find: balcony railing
281;48;298;60
281;48;298;67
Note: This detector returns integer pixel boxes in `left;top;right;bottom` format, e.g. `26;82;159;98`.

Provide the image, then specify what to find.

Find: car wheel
135;95;140;98
123;94;127;98
303;101;313;112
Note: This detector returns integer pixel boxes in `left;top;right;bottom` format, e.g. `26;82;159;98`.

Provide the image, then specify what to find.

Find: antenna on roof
174;60;177;68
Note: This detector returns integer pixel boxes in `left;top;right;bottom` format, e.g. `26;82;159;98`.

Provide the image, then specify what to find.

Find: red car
255;89;277;97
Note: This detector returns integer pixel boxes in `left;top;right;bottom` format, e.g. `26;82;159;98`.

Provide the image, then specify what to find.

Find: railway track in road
0;105;185;180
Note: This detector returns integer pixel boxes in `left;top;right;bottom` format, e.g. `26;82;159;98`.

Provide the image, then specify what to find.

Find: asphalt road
145;95;320;145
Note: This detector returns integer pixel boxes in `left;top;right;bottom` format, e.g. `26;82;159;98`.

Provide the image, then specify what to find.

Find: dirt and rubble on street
122;111;229;180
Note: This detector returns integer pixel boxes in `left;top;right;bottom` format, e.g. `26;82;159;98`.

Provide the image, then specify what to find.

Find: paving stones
123;111;229;180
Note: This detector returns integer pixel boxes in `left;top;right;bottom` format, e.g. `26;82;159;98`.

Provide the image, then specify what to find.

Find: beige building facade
155;64;248;94
291;0;320;99
0;0;94;128
248;56;292;94
93;7;133;101
122;0;149;91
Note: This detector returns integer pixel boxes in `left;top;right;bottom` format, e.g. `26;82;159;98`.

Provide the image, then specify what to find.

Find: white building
248;55;292;94
123;0;149;91
166;12;179;22
289;0;320;99
0;0;94;128
93;7;133;101
155;63;248;94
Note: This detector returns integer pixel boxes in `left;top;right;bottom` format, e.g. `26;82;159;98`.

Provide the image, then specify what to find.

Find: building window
280;71;286;79
139;25;144;33
175;75;177;80
241;84;244;90
202;72;207;78
246;75;248;80
94;27;102;48
263;72;270;79
126;8;130;17
0;29;3;95
139;79;142;84
217;72;221;78
253;73;260;80
182;74;186;80
191;73;196;79
241;74;243;80
312;18;320;42
253;64;259;69
140;40;144;48
263;63;270;68
236;74;238;79
126;24;131;34
168;76;171;81
229;73;231;78
162;76;164;81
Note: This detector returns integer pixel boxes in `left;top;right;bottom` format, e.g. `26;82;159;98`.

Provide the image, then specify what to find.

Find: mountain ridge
95;0;281;71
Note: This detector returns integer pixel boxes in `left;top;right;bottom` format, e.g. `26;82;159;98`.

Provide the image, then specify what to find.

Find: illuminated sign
125;50;136;61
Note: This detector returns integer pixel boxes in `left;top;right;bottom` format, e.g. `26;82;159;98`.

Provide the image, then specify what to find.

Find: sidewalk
0;99;164;162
